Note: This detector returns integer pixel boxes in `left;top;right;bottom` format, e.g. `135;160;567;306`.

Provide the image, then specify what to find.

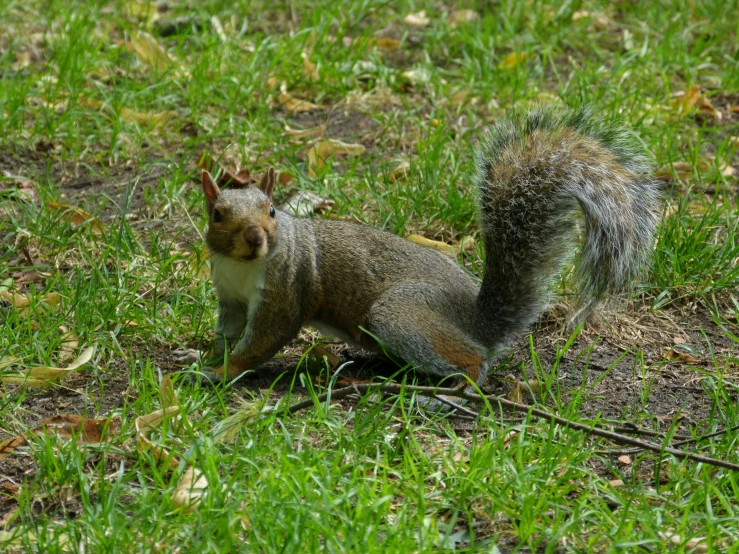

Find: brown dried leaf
655;161;693;181
663;347;700;365
172;466;209;513
302;52;318;80
617;455;632;465
389;161;411;181
197;153;254;187
498;52;528;70
609;479;624;487
285;124;326;140
46;201;105;235
729;136;739;148
0;414;117;460
135;405;181;468
374;37;401;51
0;346;94;388
120;107;178;128
657;532;708;553
280;191;336;216
307;139;365;177
275;91;320;112
310;345;341;370
404;11;430;28
160;375;176;409
449;9;479;27
129;31;172;72
58;325;79;364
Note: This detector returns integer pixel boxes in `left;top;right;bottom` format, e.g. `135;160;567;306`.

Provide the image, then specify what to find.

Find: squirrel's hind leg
366;291;488;387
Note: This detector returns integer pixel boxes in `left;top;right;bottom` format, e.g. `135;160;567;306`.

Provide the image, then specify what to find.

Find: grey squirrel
194;105;660;386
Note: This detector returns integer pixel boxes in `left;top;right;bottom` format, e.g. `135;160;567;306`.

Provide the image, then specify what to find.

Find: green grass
2;0;739;551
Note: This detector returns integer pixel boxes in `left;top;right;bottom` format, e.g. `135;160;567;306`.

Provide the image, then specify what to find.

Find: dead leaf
406;235;473;257
124;1;160;24
0;355;19;371
275;91;320;112
0;414;117;460
449;9;479;27
135;405;181;469
663;347;700;365
503;430;519;449
172;466;208;513
285;124;325;140
498;52;528;70
46;201;105;235
450;88;470;105
405;11;430;28
160;375;176;409
280;191;336;216
729;136;739;148
302;51;318;80
0;289;61;318
656;161;693;181
307;139;365;177
374;37;401;51
609;479;624;487
617;455;632;465
211;15;227;41
674;86;720;119
657;532;708;553
389;161;411;181
0;346;94;388
58;325;79;364
120;107;178;128
129;31;172;72
197;153;255;188
309;345;340;369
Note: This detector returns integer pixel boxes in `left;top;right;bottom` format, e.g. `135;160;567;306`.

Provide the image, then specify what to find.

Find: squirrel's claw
173;348;202;366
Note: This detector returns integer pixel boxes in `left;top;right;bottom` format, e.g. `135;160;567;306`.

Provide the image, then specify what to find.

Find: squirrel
194;105;660;387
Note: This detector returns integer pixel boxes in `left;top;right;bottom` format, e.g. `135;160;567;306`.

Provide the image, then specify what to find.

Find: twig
285;383;739;472
604;424;739;456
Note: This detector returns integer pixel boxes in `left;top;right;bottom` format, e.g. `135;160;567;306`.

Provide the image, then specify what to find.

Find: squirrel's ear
258;167;276;198
202;170;221;205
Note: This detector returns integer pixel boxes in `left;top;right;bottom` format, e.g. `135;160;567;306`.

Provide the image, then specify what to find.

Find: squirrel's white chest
209;254;267;308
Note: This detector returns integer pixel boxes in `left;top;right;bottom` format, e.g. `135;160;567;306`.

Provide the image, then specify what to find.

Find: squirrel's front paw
187;365;228;386
173;348;203;366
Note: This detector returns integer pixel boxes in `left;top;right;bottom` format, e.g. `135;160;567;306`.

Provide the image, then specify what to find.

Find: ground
1;1;739;552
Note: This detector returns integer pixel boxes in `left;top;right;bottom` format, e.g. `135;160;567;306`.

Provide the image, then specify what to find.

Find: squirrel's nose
243;226;264;249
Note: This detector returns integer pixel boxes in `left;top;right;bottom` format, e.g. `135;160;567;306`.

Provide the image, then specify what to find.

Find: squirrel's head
202;167;279;262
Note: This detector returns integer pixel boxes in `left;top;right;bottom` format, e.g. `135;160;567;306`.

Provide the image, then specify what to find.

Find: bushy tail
475;105;660;345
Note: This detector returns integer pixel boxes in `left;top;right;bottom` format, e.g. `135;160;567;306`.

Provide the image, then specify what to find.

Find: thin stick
285;383;739;472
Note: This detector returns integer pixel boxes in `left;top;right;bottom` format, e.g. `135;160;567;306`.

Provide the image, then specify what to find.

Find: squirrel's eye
269;205;276;218
213;209;223;223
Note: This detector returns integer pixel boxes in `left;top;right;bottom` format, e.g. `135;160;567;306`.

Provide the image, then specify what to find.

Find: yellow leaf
309;345;341;369
404;11;430;28
124;1;159;22
119;107;178;128
0;346;94;388
285;124;325;140
374;37;401;51
172;466;209;513
449;9;479;27
129;31;172;72
406;235;457;256
275;92;320;112
46;201;105;235
58;325;79;364
406;234;474;257
302;51;318;80
498;52;528;70
307;139;366;177
0;355;19;371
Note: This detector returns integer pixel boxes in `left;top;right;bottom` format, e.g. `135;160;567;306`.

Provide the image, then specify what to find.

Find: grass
1;0;739;551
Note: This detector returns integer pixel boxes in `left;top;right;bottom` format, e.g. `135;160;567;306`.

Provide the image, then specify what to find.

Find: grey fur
203;105;661;386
